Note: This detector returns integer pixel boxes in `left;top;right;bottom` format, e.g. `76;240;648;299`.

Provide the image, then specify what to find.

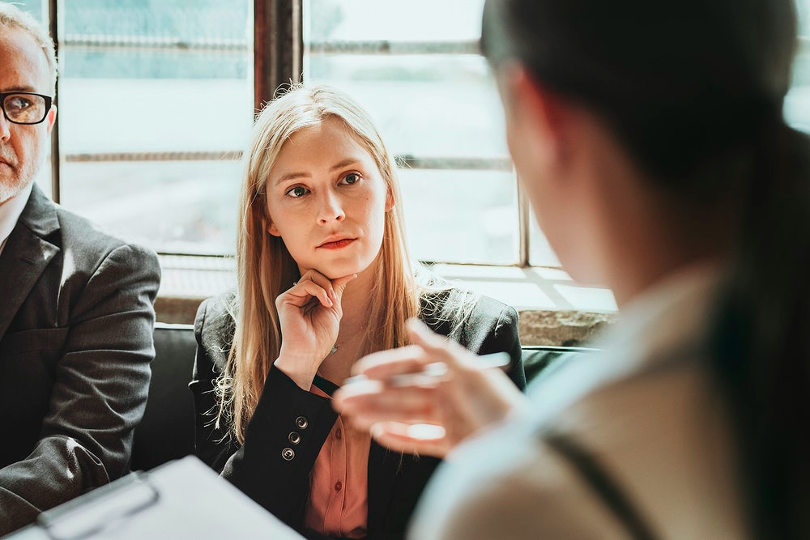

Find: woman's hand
274;269;357;389
333;318;528;458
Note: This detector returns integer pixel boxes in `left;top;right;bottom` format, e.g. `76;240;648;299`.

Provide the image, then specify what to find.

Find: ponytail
711;118;810;538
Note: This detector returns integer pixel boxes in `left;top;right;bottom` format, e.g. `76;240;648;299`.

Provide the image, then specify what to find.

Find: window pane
796;0;810;36
57;0;251;254
61;160;240;254
9;0;45;22
306;55;508;159
399;169;517;265
529;208;561;268
784;1;810;130
306;0;485;42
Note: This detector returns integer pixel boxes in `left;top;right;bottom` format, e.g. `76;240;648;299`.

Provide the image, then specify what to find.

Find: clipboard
3;456;303;540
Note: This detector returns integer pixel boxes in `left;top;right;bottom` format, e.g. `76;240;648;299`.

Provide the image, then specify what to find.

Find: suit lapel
0;185;60;340
367;440;400;534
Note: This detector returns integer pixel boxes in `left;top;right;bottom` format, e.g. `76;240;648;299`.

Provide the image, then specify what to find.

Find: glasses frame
0;91;53;125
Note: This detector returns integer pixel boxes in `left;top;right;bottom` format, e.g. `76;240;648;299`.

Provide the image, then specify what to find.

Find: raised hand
274;269;357;389
333;318;527;458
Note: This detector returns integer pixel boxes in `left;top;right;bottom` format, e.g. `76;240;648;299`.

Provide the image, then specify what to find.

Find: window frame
44;0;533;267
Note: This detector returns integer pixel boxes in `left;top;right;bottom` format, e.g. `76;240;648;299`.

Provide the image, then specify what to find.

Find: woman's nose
317;191;345;224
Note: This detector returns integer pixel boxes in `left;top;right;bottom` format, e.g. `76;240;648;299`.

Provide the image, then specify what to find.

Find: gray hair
0;2;57;93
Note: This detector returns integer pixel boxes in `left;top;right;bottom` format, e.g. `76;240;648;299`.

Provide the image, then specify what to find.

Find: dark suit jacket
0;185;160;534
191;289;526;540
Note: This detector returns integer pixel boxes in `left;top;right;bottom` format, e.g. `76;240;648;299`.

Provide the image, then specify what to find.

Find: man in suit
0;4;160;534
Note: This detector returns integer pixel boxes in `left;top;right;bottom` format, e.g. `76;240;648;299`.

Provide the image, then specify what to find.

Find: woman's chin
314;258;372;280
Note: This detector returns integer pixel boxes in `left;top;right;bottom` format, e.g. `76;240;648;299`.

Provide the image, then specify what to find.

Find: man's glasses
0;92;53;125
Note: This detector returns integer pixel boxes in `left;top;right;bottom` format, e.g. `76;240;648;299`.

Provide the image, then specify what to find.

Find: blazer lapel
0;185;60;340
367;440;400;534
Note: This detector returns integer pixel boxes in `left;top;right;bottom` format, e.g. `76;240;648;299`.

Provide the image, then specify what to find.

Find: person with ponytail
189;84;525;540
335;1;810;537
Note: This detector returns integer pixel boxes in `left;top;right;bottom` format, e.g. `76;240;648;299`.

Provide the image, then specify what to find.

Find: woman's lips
318;238;356;250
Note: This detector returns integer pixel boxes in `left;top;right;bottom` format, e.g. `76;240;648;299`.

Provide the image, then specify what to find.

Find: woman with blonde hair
190;84;525;539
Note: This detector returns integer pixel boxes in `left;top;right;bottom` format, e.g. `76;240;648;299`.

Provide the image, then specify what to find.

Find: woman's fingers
287;269;358;310
281;279;332;308
303;270;337;302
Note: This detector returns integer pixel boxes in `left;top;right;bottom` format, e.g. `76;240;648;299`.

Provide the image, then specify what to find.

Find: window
58;0;252;255
16;0;810;268
786;1;810;131
18;0;252;255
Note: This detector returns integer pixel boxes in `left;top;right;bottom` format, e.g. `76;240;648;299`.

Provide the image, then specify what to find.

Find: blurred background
12;0;810;268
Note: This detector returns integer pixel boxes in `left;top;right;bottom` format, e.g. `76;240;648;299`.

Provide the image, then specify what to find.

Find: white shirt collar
0;182;34;256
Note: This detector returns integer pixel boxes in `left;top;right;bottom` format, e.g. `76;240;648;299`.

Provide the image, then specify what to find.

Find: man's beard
0;145;36;205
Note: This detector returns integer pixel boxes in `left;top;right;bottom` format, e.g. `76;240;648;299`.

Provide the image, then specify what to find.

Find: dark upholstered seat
131;323;197;471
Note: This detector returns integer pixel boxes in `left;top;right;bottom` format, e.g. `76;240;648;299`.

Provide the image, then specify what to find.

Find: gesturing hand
333;318;527;458
274;269;357;389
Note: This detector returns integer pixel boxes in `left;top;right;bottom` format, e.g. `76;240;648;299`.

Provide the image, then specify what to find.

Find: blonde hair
218;84;434;443
0;2;57;93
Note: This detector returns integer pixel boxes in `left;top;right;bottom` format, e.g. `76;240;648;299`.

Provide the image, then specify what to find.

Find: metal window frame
45;0;532;266
48;0;60;203
306;40;481;55
254;0;302;110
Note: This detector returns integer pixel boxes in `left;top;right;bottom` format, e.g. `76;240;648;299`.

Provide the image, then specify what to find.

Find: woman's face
266;117;392;279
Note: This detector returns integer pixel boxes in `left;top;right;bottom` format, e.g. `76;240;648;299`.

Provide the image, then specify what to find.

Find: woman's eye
286;186;309;198
340;172;361;185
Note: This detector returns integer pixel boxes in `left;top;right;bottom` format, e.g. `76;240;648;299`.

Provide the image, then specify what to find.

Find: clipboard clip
37;472;161;540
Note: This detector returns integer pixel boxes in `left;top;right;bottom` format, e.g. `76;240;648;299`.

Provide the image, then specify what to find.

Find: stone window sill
155;256;617;346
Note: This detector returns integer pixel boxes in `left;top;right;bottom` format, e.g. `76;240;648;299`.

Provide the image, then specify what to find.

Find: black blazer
0;185;160;534
191;289;525;540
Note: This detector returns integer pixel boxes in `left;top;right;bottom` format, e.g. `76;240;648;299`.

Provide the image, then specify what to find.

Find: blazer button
295;416;309;429
288;432;301;445
281;447;295;461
